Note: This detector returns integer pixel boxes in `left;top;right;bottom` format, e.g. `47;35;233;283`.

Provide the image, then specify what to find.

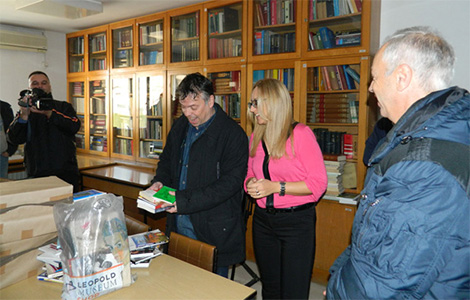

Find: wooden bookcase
66;0;380;283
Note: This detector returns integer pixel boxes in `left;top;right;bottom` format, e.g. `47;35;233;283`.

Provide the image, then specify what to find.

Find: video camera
18;88;53;110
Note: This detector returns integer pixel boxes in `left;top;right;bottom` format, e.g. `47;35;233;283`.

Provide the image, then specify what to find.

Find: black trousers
252;204;316;300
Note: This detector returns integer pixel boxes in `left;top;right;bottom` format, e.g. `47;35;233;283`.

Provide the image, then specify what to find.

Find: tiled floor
232;260;326;300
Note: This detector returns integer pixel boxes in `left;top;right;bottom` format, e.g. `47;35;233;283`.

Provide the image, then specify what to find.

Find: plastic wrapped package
53;193;132;300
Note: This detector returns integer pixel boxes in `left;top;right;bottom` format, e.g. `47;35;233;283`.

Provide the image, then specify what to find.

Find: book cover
345;65;360;84
128;229;169;251
318;27;335;49
139;186;176;204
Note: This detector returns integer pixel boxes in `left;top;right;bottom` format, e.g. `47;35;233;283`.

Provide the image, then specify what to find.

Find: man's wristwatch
279;181;286;196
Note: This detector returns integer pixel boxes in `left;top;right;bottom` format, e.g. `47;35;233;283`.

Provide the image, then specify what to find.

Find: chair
125;215;151;235
168;232;217;273
230;192;261;287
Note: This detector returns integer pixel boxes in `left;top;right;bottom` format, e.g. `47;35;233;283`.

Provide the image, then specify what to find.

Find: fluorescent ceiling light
16;0;103;19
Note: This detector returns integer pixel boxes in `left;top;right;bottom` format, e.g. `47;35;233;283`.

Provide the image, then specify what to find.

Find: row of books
140;23;163;45
308;30;361;50
140;119;163;140
309;0;362;20
70;59;84;73
114;138;133;156
172;40;199;62
307;64;360;92
253;68;295;92
71;97;85;114
114;49;133;68
172;13;199;39
147;101;163;116
115;29;132;48
90;97;106;114
72;82;84;95
313;128;357;157
139;50;163;65
210;71;241;93
89;57;106;71
307;93;358;124
215;94;241;119
208;6;240;34
208;37;242;59
254;30;296;55
69;36;84;55
255;0;296;27
90;33;106;53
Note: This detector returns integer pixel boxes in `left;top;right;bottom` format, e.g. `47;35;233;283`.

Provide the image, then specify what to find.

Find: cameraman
7;71;81;192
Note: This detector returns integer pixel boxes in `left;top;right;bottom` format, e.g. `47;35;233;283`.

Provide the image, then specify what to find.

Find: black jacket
1;100;18;156
7;99;80;180
152;104;249;266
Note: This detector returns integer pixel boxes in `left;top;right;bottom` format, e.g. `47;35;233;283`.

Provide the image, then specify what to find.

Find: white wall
380;0;470;89
0;28;66;112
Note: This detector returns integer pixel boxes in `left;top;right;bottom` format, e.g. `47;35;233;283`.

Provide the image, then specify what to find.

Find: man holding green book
148;73;248;278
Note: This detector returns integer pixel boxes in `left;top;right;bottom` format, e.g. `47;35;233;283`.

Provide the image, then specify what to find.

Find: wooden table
0;255;256;299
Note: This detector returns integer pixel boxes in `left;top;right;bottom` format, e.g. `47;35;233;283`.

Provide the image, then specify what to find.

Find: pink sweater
245;123;327;208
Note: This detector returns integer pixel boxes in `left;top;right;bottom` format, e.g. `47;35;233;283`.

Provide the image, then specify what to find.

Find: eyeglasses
248;99;258;109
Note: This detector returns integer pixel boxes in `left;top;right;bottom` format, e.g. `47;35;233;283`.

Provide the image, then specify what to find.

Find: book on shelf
128;229;169;252
318;27;335;49
344;65;360;84
139;186;176;205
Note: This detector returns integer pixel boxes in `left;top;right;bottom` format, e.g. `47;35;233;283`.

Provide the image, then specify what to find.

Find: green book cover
152;186;176;204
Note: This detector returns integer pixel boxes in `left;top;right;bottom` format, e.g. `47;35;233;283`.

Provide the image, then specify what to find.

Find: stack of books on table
36;242;63;283
323;154;346;197
128;229;169;268
137;186;176;214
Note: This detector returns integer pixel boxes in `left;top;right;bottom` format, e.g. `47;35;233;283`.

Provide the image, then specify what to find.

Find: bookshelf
111;21;135;69
110;75;134;158
204;63;247;130
68;80;86;150
169;6;202;65
203;1;247;66
136;13;165;68
67;34;85;73
88;77;108;156
136;71;166;162
88;28;107;72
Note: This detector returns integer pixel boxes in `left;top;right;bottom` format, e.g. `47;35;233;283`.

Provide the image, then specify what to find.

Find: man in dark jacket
148;73;249;277
7;71;81;191
1;100;18;178
327;27;470;299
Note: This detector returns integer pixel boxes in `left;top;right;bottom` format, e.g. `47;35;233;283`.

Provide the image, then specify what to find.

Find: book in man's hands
139;186;176;205
137;197;174;214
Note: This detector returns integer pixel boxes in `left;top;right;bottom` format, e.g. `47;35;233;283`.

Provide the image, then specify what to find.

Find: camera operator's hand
18;95;31;121
30;106;52;118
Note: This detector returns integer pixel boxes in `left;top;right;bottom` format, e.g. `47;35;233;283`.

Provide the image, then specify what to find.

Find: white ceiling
0;0;206;34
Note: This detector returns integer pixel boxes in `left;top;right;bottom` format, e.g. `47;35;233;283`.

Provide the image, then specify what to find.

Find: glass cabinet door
208;70;241;122
138;19;164;66
252;0;297;55
207;3;243;60
169;73;187;126
171;11;200;63
89;31;107;71
111;77;134;156
112;26;134;68
89;79;108;153
137;74;165;160
68;35;84;72
69;81;85;149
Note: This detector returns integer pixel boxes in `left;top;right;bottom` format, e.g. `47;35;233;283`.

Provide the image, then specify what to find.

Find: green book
139;186;176;204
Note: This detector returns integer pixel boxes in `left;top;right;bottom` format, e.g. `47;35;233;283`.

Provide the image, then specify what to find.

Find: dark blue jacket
152;103;249;267
327;87;470;299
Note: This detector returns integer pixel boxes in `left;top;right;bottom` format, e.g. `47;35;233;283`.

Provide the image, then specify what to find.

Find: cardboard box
0;176;72;210
0;176;71;289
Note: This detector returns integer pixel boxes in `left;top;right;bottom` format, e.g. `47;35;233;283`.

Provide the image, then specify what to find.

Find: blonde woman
245;79;327;299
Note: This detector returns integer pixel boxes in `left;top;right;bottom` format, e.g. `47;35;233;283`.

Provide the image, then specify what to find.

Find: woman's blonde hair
249;78;294;159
